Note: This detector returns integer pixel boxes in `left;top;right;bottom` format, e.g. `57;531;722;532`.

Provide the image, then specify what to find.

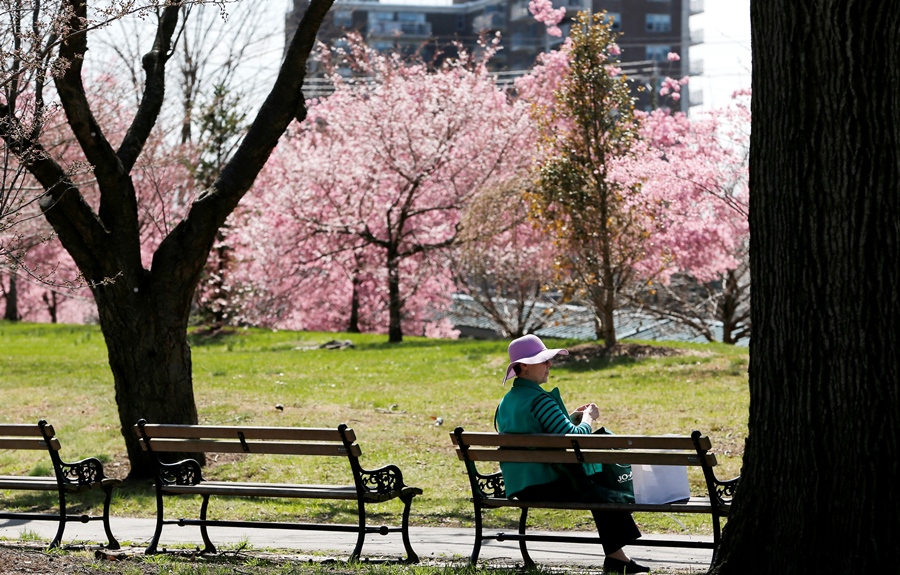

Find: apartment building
287;0;705;110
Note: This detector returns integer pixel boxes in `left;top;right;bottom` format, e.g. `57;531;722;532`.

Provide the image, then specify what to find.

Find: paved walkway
0;517;712;572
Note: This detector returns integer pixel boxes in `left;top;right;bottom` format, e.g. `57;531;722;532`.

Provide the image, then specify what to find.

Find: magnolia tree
0;0;334;476
244;35;534;342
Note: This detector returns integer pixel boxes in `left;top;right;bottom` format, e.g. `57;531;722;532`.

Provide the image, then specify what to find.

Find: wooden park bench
135;420;422;561
0;420;121;549
450;427;739;567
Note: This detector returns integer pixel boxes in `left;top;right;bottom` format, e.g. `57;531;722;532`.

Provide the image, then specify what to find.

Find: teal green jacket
495;378;597;497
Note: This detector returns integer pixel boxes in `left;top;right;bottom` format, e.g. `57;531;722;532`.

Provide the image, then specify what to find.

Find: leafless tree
0;0;334;476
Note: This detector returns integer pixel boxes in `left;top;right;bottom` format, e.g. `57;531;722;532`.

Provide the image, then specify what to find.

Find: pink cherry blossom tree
247;35;533;342
628;92;751;343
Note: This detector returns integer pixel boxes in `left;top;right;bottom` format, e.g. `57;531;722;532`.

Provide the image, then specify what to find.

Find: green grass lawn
0;321;748;538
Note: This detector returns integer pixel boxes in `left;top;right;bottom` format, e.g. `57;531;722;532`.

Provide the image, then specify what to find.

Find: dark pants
513;476;642;555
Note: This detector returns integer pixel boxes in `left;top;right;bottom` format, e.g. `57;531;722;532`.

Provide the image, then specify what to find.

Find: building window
333;10;353;28
372;41;395;51
370;11;395;22
398;12;425;23
605;12;621;31
646;13;671;32
646;44;671;62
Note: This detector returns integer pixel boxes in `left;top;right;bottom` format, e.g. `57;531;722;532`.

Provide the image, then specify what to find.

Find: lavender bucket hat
502;334;569;384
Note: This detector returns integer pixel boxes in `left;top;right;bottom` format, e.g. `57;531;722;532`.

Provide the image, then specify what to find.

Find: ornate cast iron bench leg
400;492;419;563
518;507;535;568
49;486;67;549
146;489;165;554
199;493;216;554
349;498;367;562
470;499;484;565
102;483;120;549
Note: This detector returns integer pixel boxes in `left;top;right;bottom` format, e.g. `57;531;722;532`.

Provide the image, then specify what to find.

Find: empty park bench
450;427;739;567
135;420;422;561
0;420;121;549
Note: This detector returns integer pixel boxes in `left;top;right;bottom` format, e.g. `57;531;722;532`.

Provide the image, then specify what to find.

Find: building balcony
689;87;704;107
368;20;432;38
690;0;705;15
690;28;704;45
690;57;704;75
552;0;588;11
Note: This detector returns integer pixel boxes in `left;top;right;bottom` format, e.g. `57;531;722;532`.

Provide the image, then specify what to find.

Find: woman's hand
574;403;600;425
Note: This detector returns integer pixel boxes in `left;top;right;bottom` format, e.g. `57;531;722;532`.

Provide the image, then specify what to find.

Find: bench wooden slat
134;424;355;443
0;438;61;451
139;438;362;457
0;424;55;437
201;481;356;490
452;432;712;451
0;476;59;490
158;483;420;503
480;496;717;514
159;482;361;500
455;447;717;467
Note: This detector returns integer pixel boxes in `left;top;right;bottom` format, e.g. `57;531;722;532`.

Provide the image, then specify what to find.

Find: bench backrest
451;429;716;468
134;420;362;458
0;421;61;452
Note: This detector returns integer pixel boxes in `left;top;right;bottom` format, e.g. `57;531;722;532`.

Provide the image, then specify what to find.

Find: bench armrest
713;475;740;506
470;468;505;499
156;458;203;486
358;463;408;495
57;457;108;486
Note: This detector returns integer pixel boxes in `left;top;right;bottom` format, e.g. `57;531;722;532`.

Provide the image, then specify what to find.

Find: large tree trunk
710;2;900;572
93;281;201;477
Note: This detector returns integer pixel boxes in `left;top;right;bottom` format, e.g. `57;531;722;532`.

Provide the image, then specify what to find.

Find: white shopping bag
632;464;691;504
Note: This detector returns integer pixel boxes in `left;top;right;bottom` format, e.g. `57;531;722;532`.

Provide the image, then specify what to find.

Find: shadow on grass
554;355;640;373
108;480;433;528
0;488;110;516
187;330;508;354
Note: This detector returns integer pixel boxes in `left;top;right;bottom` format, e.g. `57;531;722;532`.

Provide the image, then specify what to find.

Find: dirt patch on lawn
0;545;151;575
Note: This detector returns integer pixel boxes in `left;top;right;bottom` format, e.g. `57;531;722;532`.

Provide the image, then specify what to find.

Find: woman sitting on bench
495;334;650;574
